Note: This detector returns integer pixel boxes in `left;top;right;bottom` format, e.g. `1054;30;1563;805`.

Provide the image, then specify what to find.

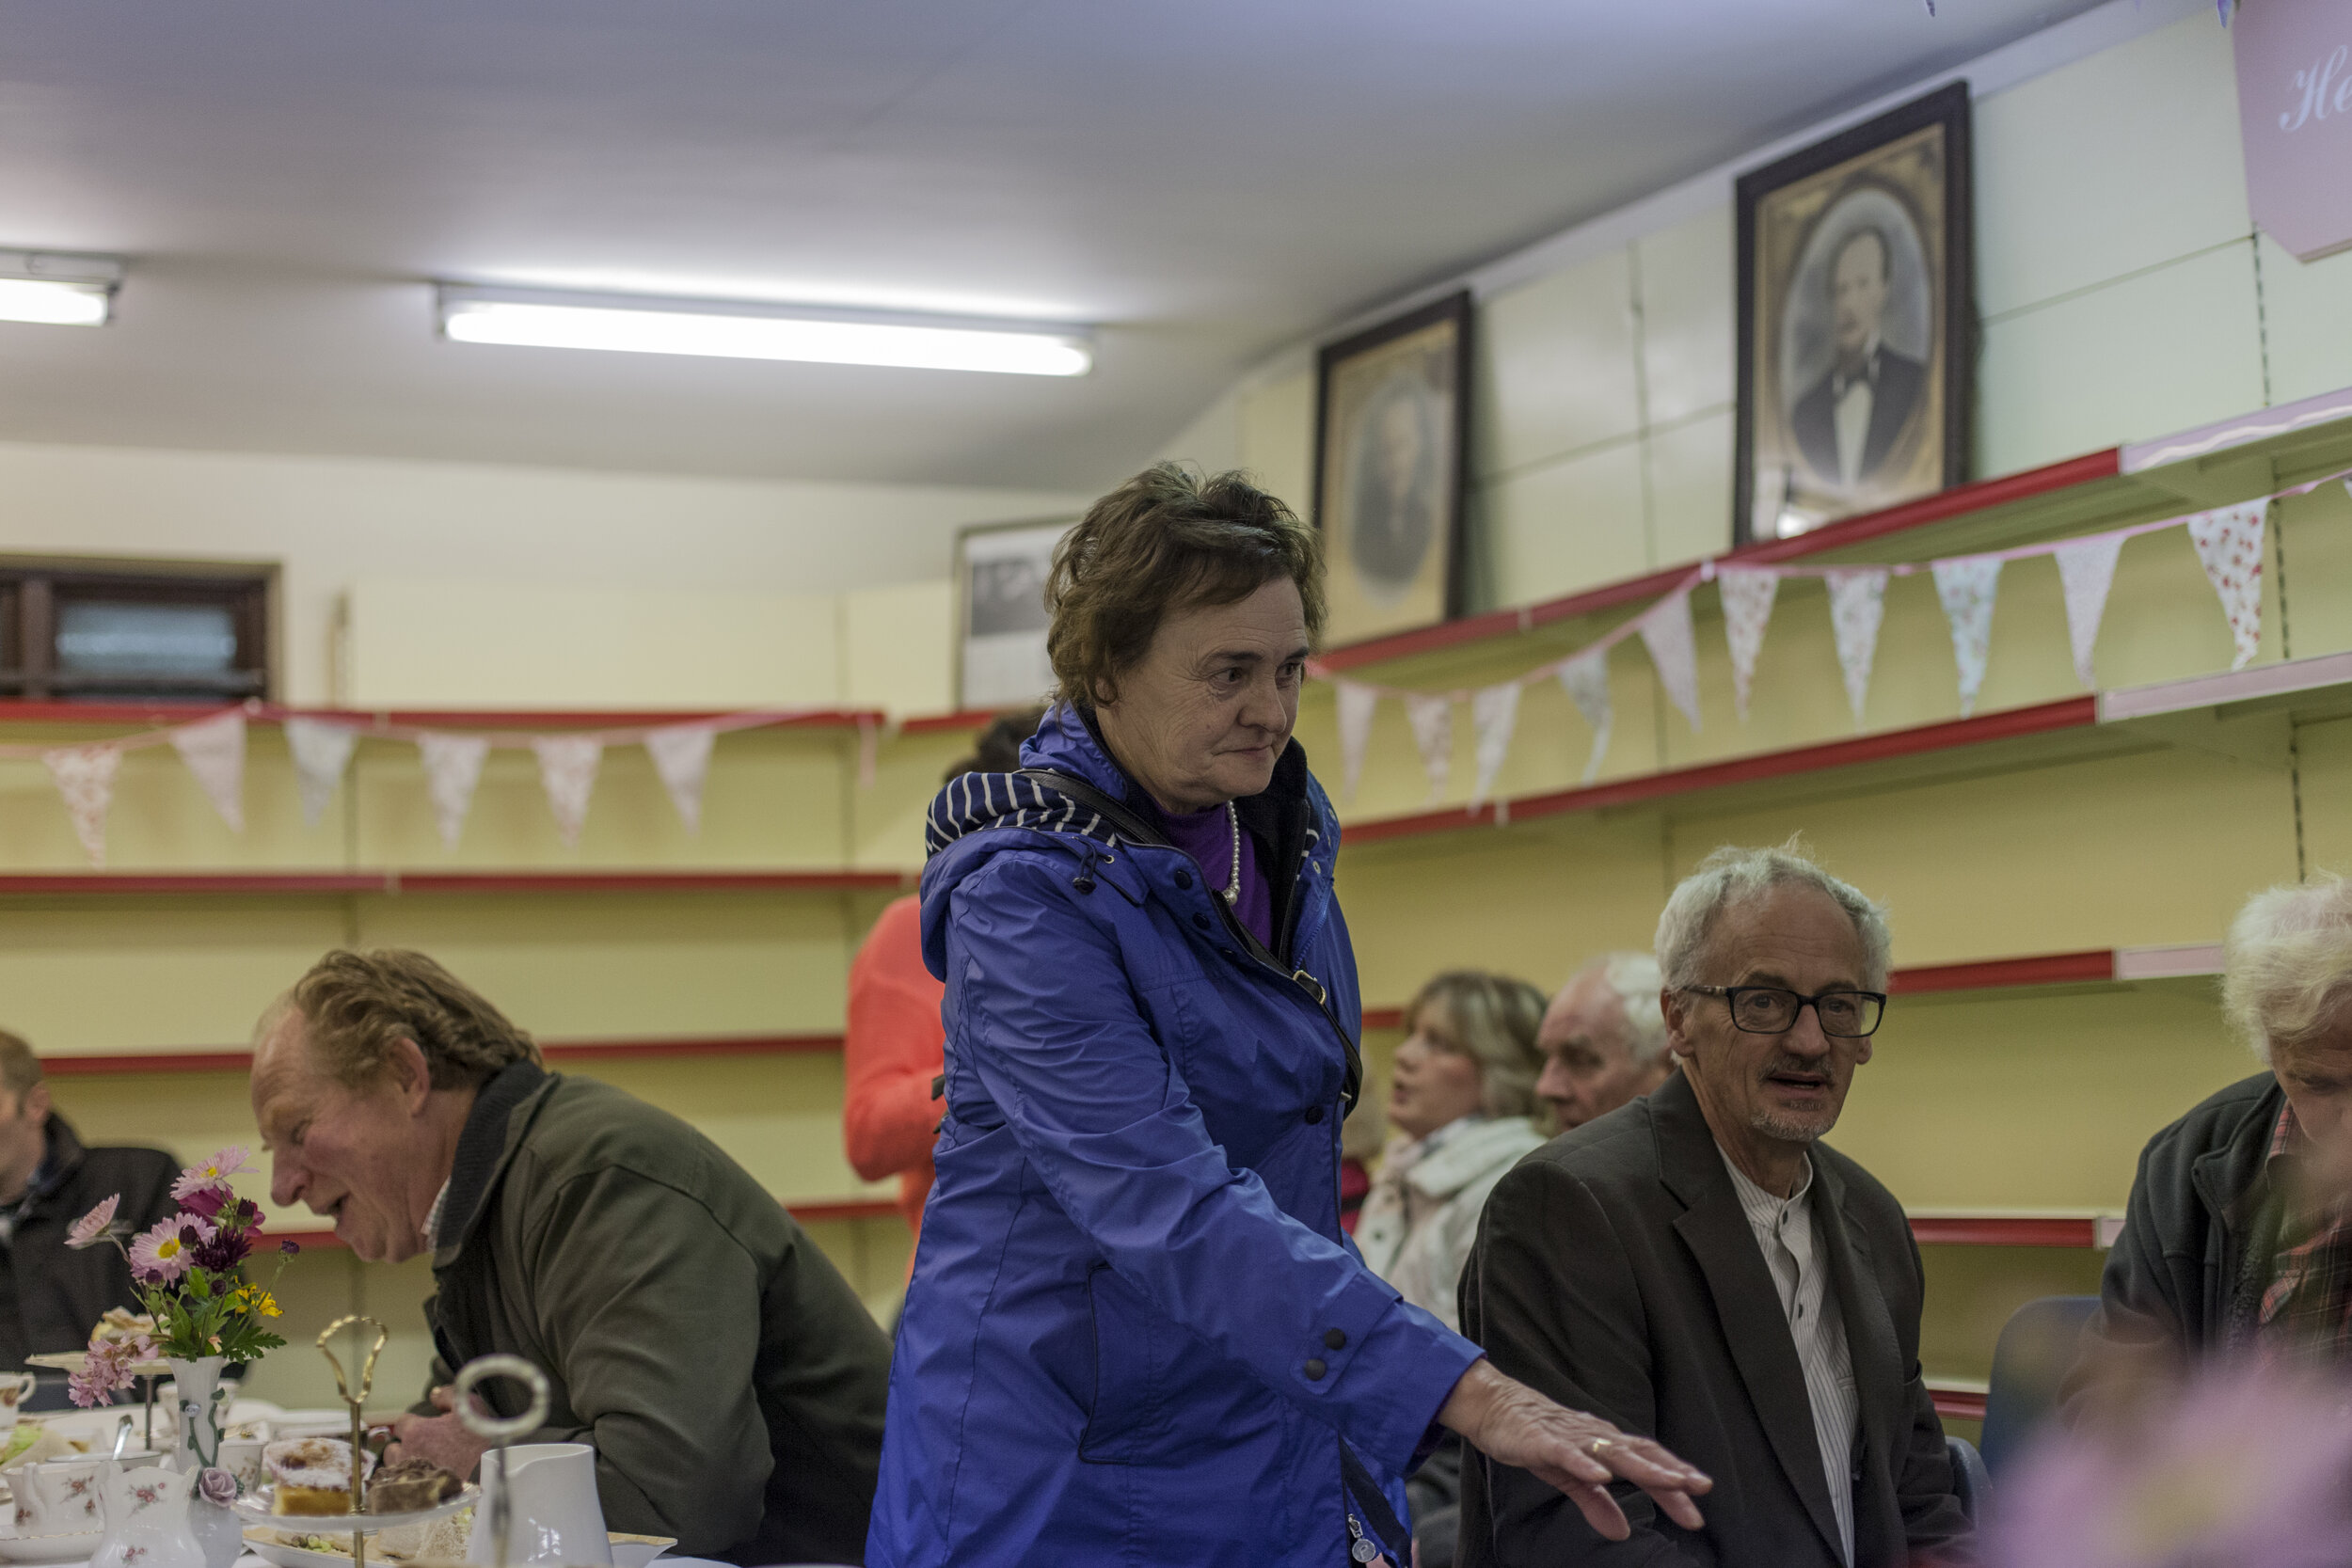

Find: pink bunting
1716;567;1780;722
1638;589;1702;732
417;733;490;850
1825;568;1890;730
2185;501;2267;671
1334;682;1378;803
532;736;603;847
167;710;246;833
1401;692;1453;803
1557;649;1613;784
1470;682;1522;808
644;723;719;834
1931;557;2002;718
2053;535;2124;689
43;745;121;867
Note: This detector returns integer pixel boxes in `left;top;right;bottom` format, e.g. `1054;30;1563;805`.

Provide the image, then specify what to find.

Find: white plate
0;1528;103;1564
23;1354;171;1380
243;1528;672;1568
231;1484;479;1533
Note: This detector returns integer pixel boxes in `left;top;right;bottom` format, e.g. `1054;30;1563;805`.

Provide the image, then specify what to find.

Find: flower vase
166;1357;239;1568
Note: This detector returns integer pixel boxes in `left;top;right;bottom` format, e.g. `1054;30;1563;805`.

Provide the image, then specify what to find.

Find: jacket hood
917;705;1341;979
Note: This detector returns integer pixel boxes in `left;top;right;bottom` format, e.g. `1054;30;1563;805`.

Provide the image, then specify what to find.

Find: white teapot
90;1465;203;1568
11;1458;112;1536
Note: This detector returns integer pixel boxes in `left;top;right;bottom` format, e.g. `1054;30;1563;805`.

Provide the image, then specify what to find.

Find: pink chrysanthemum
169;1146;254;1206
66;1331;151;1410
127;1215;212;1285
66;1195;119;1249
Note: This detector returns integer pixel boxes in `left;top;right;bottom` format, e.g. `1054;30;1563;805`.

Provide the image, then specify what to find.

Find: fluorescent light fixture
0;250;121;326
436;284;1092;376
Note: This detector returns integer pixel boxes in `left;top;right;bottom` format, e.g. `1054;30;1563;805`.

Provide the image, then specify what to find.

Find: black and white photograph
954;516;1071;709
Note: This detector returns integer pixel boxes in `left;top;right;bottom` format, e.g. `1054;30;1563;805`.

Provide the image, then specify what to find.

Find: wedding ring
1588;1437;1613;1458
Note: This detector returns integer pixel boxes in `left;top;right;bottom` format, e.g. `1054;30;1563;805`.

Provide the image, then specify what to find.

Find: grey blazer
1456;1070;1973;1567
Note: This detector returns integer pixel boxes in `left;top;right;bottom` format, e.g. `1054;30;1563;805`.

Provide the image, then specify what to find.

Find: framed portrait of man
1311;291;1470;646
1734;83;1973;545
955;516;1073;710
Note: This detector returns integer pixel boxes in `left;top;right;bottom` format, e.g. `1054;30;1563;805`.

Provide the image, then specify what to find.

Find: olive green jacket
423;1062;891;1565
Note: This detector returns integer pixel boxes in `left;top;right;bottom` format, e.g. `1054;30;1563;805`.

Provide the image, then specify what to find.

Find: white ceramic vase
165;1356;239;1568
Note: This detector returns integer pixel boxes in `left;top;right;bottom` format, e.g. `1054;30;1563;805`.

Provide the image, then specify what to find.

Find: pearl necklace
1223;801;1242;905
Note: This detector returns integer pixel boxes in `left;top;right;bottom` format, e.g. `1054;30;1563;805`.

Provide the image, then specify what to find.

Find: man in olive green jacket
252;950;891;1566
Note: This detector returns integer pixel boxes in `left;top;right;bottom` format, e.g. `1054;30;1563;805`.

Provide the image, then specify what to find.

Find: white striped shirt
1723;1150;1860;1566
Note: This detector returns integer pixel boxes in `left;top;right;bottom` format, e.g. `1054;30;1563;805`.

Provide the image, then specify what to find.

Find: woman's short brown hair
1400;970;1549;1124
1045;464;1326;706
265;949;543;1091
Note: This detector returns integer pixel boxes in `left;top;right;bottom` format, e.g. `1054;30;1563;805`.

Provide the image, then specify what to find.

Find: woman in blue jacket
867;466;1708;1566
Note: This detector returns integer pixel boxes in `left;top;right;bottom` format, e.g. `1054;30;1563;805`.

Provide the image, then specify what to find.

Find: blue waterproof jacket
866;706;1482;1566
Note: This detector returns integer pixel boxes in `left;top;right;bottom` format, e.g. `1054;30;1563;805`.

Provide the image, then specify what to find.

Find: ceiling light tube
436;285;1092;376
0;250;122;326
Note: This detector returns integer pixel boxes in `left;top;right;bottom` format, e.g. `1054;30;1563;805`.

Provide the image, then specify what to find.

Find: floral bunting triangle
1401;692;1453;803
2185;500;2267;671
1824;568;1891;730
167;710;246;833
1334;681;1378;803
1716;567;1779;722
2053;534;2125;689
284;718;359;827
1557;649;1613;784
644;723;719;834
43;744;121;866
1638;589;1702;732
417;733;491;850
1469;682;1521;809
532;736;603;847
1931;557;2002;718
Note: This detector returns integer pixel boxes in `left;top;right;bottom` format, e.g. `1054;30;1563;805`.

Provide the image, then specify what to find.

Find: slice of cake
264;1437;374;1516
367;1461;462;1514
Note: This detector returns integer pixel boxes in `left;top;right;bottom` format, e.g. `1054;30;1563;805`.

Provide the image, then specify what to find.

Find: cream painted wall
0;439;1089;706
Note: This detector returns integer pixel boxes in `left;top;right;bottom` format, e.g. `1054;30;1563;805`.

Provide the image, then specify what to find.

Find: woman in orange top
843;712;1039;1265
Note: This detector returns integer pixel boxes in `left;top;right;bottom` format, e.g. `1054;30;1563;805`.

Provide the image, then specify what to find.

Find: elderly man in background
2071;877;2352;1393
0;1033;176;1381
1534;952;1675;1132
250;949;891;1566
1461;844;1972;1567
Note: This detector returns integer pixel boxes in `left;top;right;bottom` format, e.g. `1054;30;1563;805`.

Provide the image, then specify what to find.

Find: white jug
465;1443;612;1567
11;1458;113;1535
91;1465;204;1568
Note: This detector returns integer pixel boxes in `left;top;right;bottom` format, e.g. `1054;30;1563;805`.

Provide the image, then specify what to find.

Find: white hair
1565;952;1669;1067
1655;842;1891;993
2222;875;2352;1066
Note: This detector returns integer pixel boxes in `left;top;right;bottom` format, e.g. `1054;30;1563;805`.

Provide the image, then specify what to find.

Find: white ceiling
0;0;2105;492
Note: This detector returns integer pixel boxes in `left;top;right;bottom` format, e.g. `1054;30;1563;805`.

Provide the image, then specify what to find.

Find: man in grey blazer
1458;844;1972;1567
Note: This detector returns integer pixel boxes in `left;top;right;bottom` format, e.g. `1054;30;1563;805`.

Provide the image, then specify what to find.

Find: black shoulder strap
1016;767;1163;848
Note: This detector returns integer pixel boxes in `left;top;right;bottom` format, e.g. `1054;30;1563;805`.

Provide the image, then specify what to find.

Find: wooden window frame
0;558;277;704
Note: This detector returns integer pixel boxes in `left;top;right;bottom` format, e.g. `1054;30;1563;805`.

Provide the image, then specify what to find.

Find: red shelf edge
48;1033;848;1077
262;1194;898;1255
0;869;912;895
1908;1215;2098;1248
0;704;886;732
1931;1388;1989;1422
1344;695;2101;846
1317;451;2122;673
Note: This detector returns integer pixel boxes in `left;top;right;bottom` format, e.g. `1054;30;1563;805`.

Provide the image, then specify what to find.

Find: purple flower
189;1224;252;1274
67;1196;120;1249
178;1184;230;1221
195;1468;237;1506
66;1332;151;1409
278;1239;301;1257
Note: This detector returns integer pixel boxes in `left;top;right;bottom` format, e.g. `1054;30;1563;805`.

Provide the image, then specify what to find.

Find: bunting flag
417;733;491;849
2185;500;2267;671
43;745;121;867
1334;681;1378;803
1557;648;1613;784
167;710;246;833
644;722;719;834
532;736;603;847
1470;682;1522;808
1716;567;1780;722
1931;557;2002;718
2053;534;2125;689
284;718;359;827
1825;568;1891;729
1401;692;1453;803
1638;588;1702;732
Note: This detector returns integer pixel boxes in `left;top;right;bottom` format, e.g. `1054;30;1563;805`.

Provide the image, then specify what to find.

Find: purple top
1154;800;1274;951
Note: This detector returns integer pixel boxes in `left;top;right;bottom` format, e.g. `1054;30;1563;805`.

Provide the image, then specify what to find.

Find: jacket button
1304;1358;1327;1380
1324;1328;1346;1350
1173;868;1193;890
1303;1104;1325;1124
1191;912;1212;930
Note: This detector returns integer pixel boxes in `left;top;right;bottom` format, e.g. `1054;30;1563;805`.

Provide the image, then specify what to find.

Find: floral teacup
213;1440;266;1499
12;1457;112;1534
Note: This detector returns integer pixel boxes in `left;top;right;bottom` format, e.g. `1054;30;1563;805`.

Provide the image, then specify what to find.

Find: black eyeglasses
1682;985;1886;1037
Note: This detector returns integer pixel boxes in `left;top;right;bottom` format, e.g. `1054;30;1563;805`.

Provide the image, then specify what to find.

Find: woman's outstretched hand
1437;1359;1710;1541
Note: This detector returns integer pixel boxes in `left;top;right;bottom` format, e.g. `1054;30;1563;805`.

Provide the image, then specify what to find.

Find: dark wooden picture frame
1311;290;1471;647
1734;82;1973;545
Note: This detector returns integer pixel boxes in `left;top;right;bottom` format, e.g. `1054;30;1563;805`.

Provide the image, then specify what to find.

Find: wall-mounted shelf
262;1194;900;1252
44;1032;848;1078
1343;649;2352;848
1907;1212;2124;1249
1926;1379;1989;1422
0;869;912;896
0;703;890;733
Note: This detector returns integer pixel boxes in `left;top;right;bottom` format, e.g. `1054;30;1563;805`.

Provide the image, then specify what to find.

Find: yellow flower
256;1293;280;1319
